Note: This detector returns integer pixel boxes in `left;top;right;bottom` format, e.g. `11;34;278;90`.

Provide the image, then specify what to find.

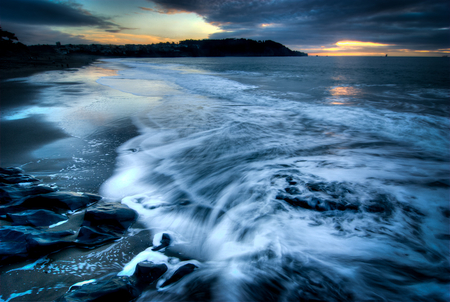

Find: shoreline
0;56;157;301
0;53;102;80
0;56;140;194
0;168;153;302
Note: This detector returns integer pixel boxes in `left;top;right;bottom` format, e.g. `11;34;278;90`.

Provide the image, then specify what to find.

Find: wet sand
0;57;152;301
0;54;100;80
0;54;99;168
0;56;141;192
0;115;69;166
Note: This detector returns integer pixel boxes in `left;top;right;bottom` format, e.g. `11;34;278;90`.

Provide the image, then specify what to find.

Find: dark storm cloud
0;21;96;45
148;0;450;50
0;0;120;29
0;0;133;45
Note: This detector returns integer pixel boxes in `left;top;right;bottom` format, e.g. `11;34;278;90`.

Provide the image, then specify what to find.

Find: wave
97;58;450;301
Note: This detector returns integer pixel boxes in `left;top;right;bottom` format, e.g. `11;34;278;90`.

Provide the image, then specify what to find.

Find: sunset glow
336;41;391;47
0;0;447;56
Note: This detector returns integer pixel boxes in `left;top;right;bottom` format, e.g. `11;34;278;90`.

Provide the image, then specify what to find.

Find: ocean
2;56;450;301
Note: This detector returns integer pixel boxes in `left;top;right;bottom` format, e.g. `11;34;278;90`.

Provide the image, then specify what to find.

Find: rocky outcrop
0;225;74;262
0;167;137;264
57;261;170;301
56;274;141;302
161;263;198;288
1;168;204;302
83;203;137;234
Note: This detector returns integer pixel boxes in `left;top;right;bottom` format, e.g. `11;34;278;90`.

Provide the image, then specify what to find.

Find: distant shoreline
31;39;308;58
0;38;307;80
0;53;100;80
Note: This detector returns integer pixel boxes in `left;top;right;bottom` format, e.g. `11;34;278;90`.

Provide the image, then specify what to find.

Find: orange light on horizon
336;41;391;47
81;32;177;45
308;52;387;56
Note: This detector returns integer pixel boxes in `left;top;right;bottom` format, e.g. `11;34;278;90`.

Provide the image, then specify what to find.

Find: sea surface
3;56;450;301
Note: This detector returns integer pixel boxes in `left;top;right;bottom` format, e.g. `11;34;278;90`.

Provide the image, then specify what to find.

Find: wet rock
286;176;297;185
132;261;168;289
0;187;13;204
74;226;120;247
0;167;24;175
276;194;359;212
364;195;394;216
365;204;386;213
2;192;101;215
276;194;313;210
0;167;39;184
161;263;198;287
0;184;56;205
83;203;137;233
56;274;140;302
16;185;56;197
0;225;74;263
152;233;171;251
0;168;138;266
7;209;67;227
307;183;323;192
284;186;301;195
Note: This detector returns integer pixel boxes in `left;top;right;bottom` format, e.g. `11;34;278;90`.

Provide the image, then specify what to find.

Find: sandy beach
0;57;153;301
1;56;449;301
0;53;100;80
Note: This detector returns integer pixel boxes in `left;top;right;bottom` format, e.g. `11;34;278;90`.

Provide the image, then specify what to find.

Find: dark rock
161;263;198;287
0;187;13;204
0;167;24;175
83;203;137;233
19;185;56;196
277;194;313;210
307;183;323;192
365;204;386;213
0;168;40;184
313;198;328;212
345;203;359;211
277;194;359;213
0;184;56;205
57;274;140;302
19;192;101;213
152;233;171;251
0;225;74;263
132;261;168;289
284;187;301;195
286;176;297;185
7;209;67;227
363;195;394;216
74;226;120;247
328;201;344;211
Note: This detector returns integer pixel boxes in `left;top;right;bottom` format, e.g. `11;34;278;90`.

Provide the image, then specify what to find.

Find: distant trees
177;38;307;57
0;27;19;42
0;27;29;56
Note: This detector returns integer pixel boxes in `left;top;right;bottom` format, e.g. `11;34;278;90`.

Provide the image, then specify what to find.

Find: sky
0;0;449;56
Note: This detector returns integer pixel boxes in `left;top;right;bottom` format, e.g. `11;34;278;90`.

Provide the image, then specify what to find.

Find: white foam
97;58;449;300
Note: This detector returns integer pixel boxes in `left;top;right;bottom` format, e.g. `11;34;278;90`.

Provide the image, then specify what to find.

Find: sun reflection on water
329;86;361;96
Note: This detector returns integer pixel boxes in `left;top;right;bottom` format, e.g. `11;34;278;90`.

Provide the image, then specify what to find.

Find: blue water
4;57;449;301
94;57;450;301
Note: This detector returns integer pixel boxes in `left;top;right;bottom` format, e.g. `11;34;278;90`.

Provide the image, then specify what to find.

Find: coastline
0;56;141;193
0;58;154;301
1;56;448;301
0;53;101;80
